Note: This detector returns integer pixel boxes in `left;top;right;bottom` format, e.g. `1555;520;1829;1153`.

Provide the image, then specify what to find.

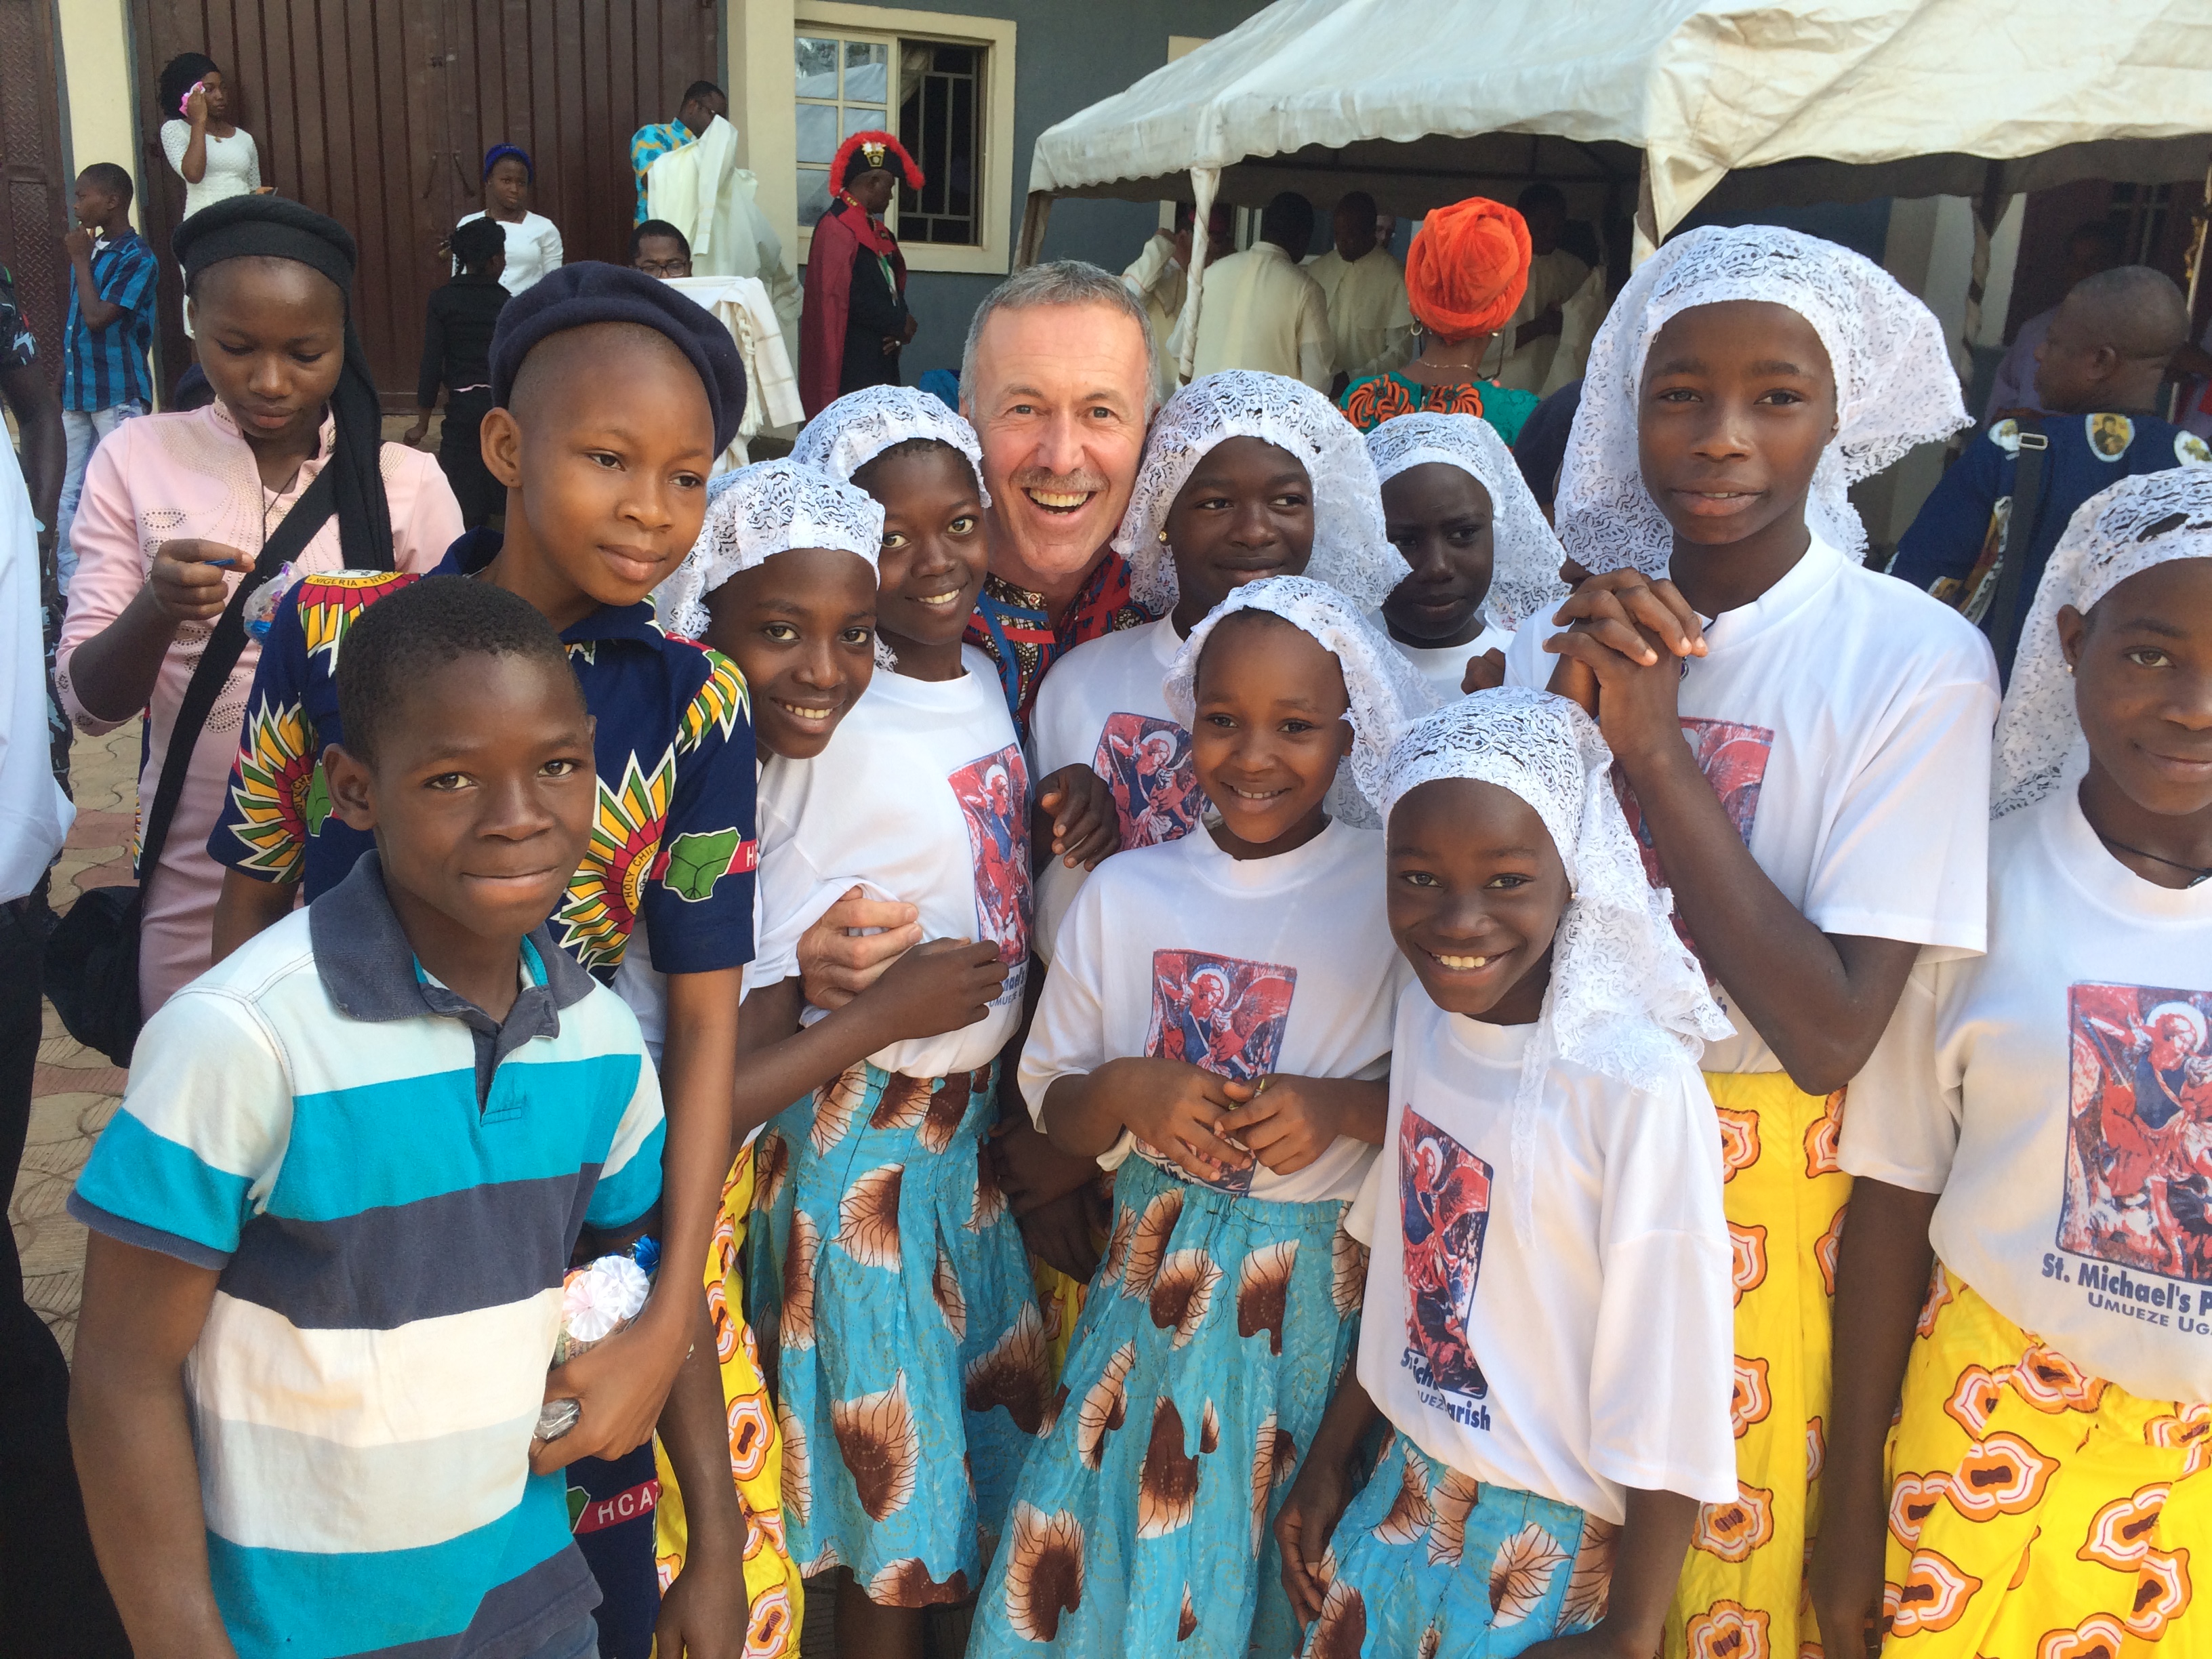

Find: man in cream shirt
1174;191;1334;392
1486;182;1593;394
1305;190;1414;384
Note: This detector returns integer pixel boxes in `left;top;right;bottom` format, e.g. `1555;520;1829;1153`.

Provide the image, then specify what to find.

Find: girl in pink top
56;199;459;1015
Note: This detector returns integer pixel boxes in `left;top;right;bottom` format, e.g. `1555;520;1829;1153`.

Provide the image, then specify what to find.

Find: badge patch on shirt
1141;949;1297;1194
2178;432;2212;468
949;743;1031;1000
1092;712;1204;848
1400;1107;1493;1403
659;827;758;901
2060;982;2212;1286
1616;717;1774;966
2087;412;2135;462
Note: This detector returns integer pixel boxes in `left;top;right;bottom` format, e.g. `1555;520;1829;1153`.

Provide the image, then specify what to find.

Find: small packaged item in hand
243;562;302;638
534;1238;657;1443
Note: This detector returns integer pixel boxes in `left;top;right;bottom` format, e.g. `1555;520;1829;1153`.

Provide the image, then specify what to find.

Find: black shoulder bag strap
1985;416;2048;674
136;466;356;889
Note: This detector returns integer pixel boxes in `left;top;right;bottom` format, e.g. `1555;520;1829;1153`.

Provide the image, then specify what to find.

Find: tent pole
1016;191;1054;269
1632;153;1659;266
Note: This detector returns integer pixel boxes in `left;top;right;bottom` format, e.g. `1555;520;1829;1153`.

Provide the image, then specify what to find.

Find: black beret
489;262;747;457
176;195;357;293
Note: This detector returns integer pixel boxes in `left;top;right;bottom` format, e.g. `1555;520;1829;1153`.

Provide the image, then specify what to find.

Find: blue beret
489;262;747;457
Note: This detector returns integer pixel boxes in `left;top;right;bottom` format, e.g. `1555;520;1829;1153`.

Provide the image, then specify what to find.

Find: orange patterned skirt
1877;1269;2210;1656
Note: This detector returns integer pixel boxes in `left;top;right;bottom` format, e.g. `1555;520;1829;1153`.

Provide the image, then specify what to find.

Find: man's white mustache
1008;468;1110;496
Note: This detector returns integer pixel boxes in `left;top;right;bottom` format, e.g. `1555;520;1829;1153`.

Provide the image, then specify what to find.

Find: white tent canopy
1026;0;2212;248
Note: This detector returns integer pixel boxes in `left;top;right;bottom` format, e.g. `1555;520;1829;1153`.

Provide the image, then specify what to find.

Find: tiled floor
14;721;141;1360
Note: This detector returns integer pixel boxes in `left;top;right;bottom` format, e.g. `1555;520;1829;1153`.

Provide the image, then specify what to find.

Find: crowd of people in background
3;37;2211;1659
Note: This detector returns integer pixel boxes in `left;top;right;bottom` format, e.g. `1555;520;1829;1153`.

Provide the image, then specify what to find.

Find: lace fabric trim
1112;371;1410;613
1994;468;2212;815
1554;224;1969;580
789;384;991;508
652;459;884;641
1162;575;1437;825
1364;411;1570;633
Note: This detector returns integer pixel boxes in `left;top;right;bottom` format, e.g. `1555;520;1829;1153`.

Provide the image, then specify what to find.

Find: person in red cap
1340;195;1542;443
800;130;924;415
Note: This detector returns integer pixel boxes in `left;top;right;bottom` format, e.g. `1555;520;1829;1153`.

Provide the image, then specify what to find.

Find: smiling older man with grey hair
801;259;1163;1000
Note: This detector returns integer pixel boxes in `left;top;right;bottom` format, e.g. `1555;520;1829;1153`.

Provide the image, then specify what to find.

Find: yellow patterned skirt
1878;1268;2211;1656
653;1144;804;1656
1668;1071;1851;1659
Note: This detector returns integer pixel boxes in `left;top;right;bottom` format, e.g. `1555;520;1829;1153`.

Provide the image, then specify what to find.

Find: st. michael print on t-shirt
950;743;1032;1003
1140;949;1296;1193
1401;1107;1494;1406
1615;716;1774;965
2062;983;2212;1285
1092;712;1204;848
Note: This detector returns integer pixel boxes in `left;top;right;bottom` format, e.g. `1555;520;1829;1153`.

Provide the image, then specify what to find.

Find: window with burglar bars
795;28;985;248
897;43;980;245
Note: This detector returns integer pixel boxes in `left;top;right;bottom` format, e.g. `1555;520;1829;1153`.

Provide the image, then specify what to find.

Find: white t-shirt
1347;991;1739;1521
1841;785;2212;1404
161;121;262;222
1028;617;1206;961
1370;611;1513;703
749;649;1031;1078
455;210;565;294
1513;534;1998;1073
1021;816;1404;1206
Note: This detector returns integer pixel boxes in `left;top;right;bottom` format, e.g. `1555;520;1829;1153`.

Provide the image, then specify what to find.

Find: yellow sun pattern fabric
654;1146;802;1658
210;541;760;985
222;696;321;881
1878;1271;2209;1656
554;752;680;976
1668;1071;1851;1659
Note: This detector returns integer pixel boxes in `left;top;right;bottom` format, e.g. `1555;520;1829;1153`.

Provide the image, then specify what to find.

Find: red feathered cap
1405;197;1533;344
830;130;925;197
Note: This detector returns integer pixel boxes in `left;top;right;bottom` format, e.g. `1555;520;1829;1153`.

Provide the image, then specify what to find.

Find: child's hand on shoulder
1109;1057;1256;1185
1037;763;1121;869
861;935;1007;1042
529;1316;682;1475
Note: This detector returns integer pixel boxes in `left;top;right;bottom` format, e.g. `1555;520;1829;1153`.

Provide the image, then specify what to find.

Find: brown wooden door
0;0;70;385
129;1;718;406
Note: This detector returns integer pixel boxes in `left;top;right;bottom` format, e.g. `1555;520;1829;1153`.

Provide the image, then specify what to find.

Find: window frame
792;2;1017;277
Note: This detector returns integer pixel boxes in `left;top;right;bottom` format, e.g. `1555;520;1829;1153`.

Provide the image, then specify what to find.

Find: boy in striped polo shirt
56;163;157;592
70;579;661;1659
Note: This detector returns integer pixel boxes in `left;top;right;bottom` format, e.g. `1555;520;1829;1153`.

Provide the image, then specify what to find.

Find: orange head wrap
1406;197;1533;344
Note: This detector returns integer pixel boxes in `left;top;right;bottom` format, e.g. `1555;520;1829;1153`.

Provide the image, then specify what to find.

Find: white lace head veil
1554;224;1969;579
1163;575;1436;823
652;459;885;641
788;384;991;506
1994;468;2212;816
1364;411;1570;632
1381;688;1732;1244
1112;371;1409;613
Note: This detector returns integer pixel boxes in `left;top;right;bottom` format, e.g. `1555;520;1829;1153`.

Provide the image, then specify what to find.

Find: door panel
0;0;69;384
128;0;716;405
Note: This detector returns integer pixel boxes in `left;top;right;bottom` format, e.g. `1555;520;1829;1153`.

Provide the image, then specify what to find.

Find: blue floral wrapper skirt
969;1154;1368;1658
1303;1433;1617;1659
745;1059;1048;1606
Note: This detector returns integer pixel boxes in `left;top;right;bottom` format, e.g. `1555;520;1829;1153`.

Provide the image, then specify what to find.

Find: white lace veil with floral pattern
1554;224;1969;579
1364;411;1569;632
652;459;884;641
788;383;991;506
1113;371;1409;613
1381;688;1732;1244
1163;575;1436;825
1995;468;2212;816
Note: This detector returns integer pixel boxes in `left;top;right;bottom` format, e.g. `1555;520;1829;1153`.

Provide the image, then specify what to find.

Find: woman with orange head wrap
1340;195;1543;442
